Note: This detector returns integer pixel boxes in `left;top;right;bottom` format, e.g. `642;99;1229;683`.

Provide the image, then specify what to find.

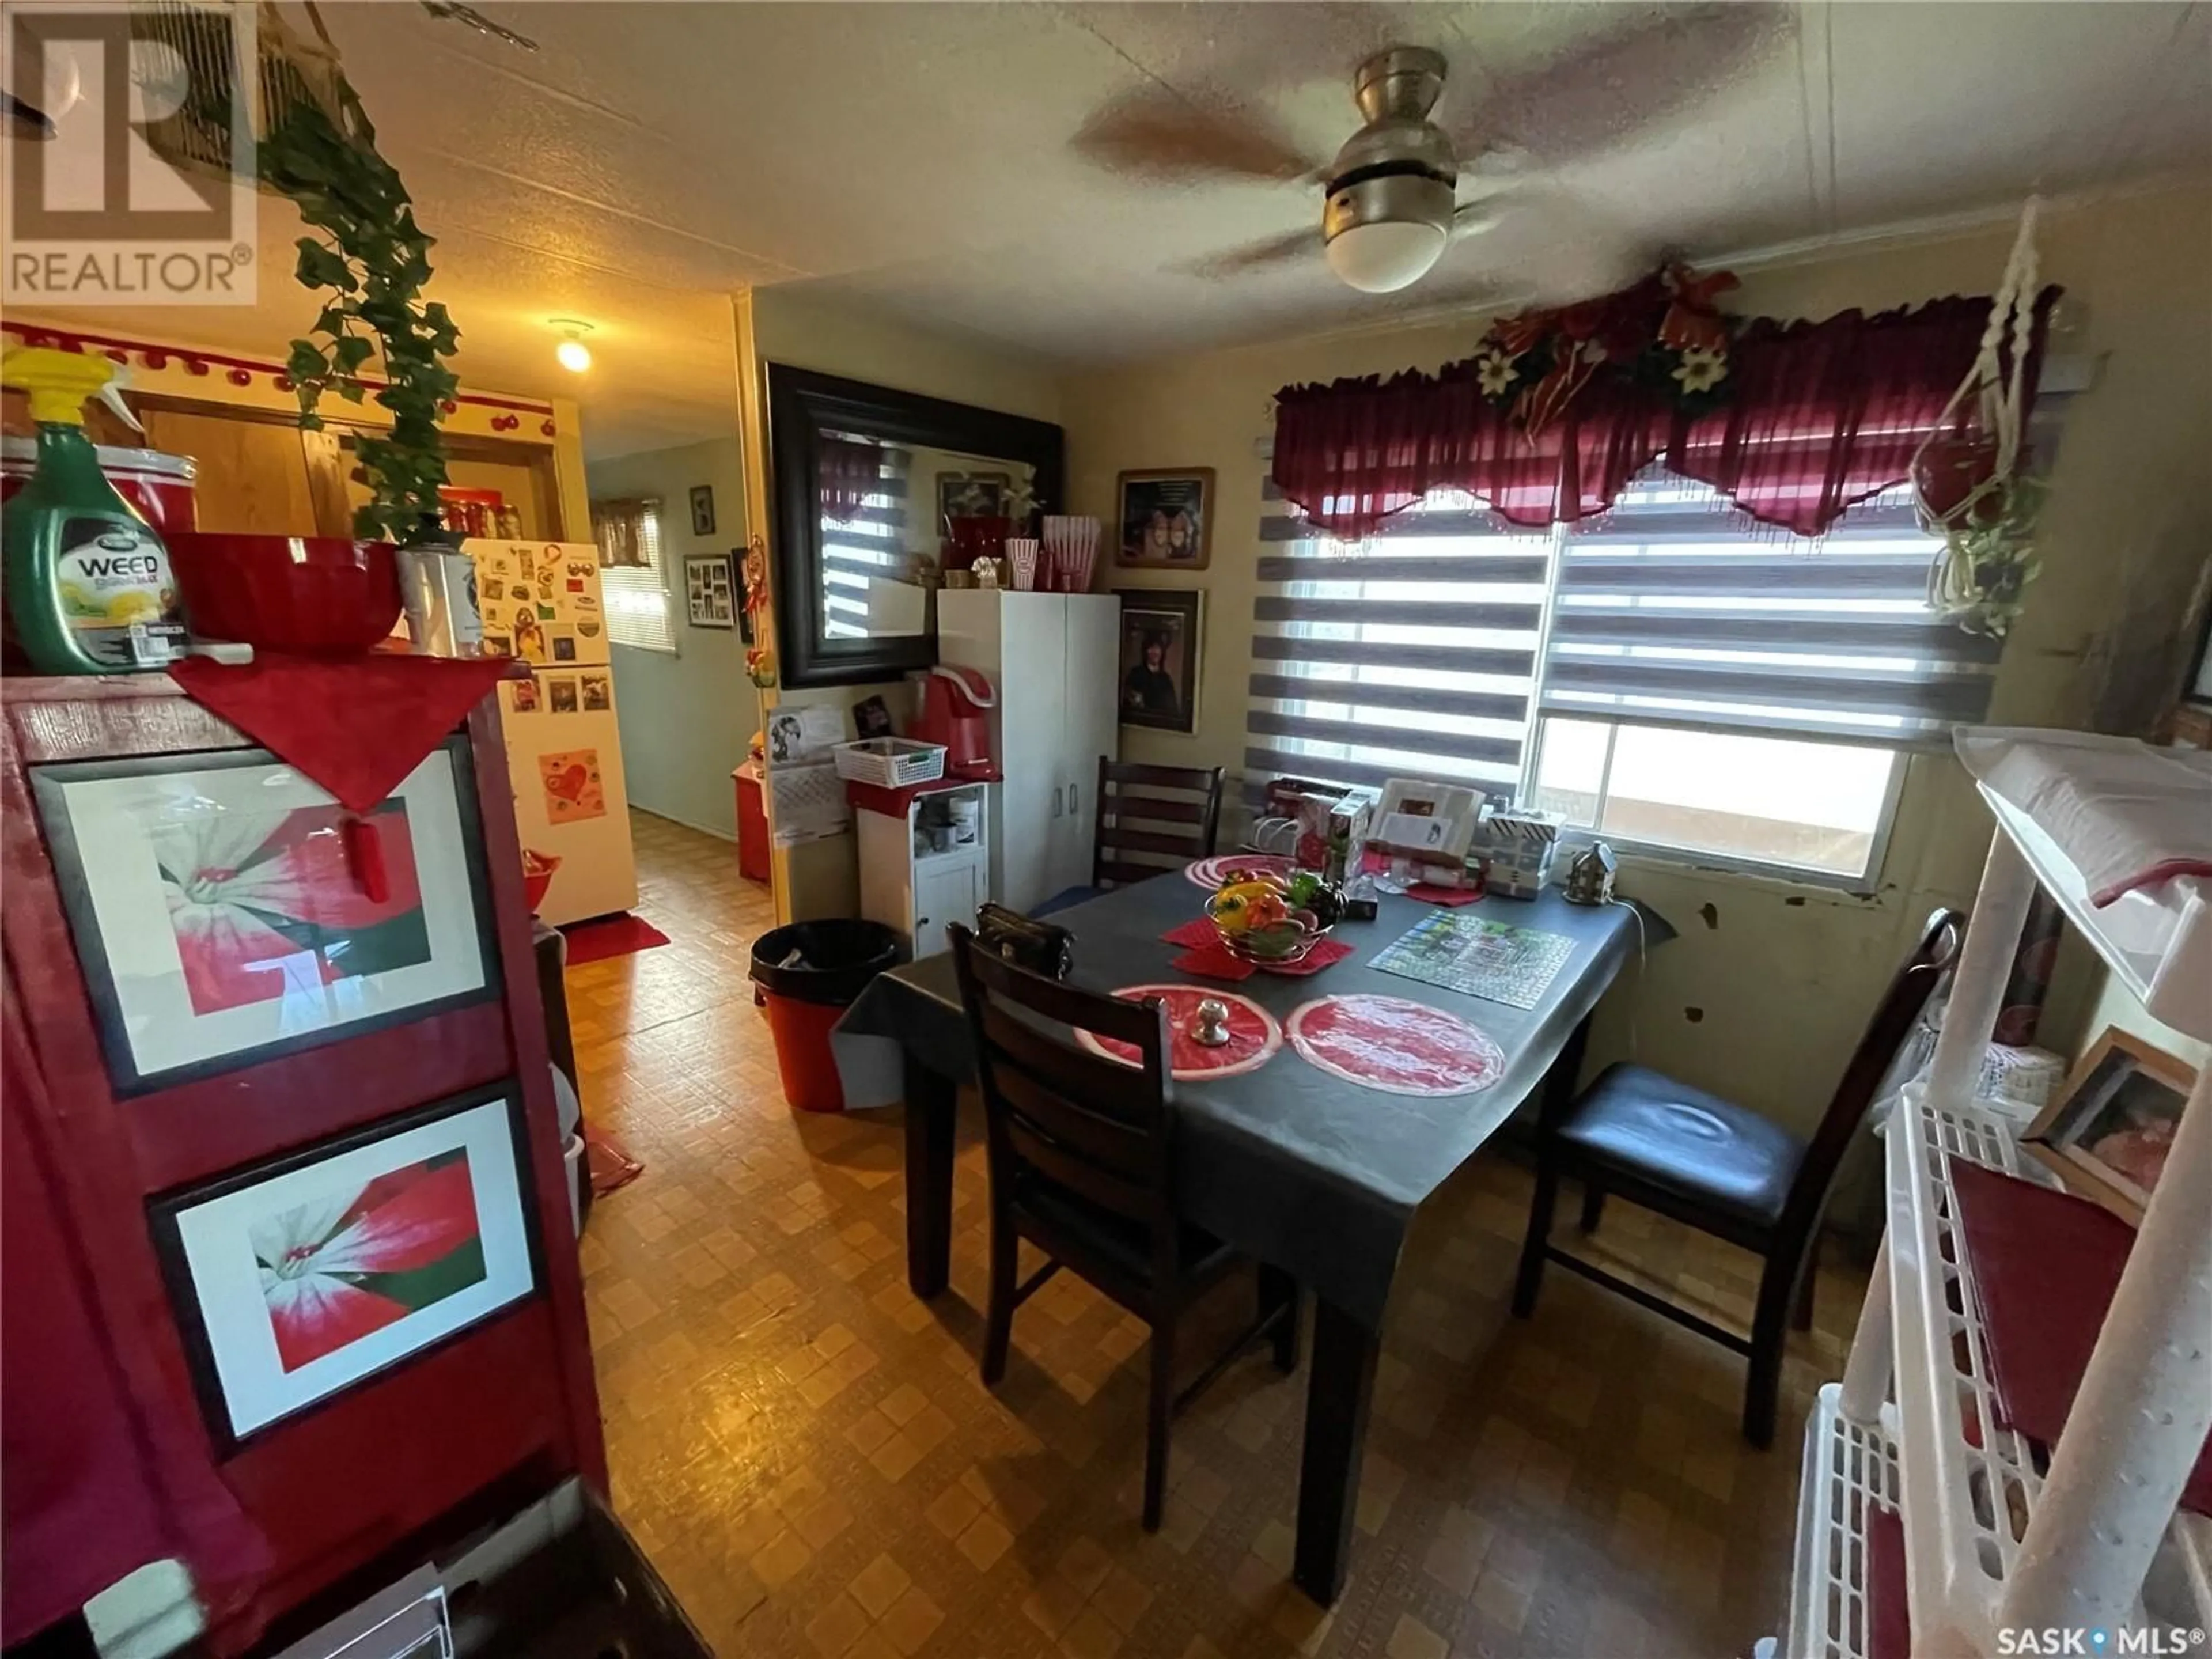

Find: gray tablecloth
836;876;1660;1329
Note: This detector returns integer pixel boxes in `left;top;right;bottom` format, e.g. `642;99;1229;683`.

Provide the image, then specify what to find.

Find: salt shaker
1192;998;1232;1047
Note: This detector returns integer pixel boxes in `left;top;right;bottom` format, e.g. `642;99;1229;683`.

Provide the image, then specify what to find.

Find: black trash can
749;919;903;1112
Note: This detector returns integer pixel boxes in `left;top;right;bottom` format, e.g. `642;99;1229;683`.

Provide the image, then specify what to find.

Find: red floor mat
560;914;671;966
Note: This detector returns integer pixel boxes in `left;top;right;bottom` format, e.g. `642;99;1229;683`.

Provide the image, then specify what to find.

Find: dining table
833;870;1657;1605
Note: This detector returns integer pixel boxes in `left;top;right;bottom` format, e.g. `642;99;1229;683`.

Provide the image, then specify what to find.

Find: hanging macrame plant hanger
1914;197;2046;637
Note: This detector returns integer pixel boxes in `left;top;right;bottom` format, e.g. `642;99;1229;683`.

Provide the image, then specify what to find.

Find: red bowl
168;533;403;654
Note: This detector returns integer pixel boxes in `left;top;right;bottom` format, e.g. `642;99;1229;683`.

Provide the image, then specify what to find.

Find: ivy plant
259;89;461;544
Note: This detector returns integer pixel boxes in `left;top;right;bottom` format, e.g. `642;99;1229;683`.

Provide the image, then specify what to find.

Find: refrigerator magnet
536;603;556;622
566;578;585;593
510;679;540;713
577;622;601;638
551;635;577;662
547;676;578;714
580;673;610;712
538;749;605;823
482;578;504;601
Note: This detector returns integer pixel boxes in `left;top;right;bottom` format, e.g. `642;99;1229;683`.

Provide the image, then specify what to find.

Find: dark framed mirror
767;364;1065;689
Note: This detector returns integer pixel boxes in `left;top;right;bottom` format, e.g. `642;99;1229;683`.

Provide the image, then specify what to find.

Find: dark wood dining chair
1093;760;1225;888
1510;906;1964;1448
947;923;1298;1529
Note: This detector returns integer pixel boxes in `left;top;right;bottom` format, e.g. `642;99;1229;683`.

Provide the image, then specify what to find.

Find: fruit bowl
1206;866;1342;965
168;532;402;654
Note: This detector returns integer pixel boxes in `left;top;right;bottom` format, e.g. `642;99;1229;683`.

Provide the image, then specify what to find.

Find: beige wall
587;436;756;840
1059;181;2212;1139
745;285;1067;921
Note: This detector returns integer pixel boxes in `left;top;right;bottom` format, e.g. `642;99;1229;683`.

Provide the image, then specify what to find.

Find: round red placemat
1185;853;1296;890
1074;984;1283;1080
1286;995;1505;1096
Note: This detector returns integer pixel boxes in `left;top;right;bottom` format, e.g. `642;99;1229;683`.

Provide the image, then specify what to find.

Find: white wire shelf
1882;1085;2212;1652
1978;781;2212;1044
1788;1383;1903;1659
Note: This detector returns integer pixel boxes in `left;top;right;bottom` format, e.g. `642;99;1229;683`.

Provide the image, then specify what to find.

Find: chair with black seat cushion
948;923;1298;1528
1511;907;1964;1448
1031;761;1225;918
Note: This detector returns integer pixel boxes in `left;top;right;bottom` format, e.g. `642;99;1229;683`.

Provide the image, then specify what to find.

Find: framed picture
1116;469;1214;570
149;1085;539;1448
685;554;735;629
1113;588;1202;734
2027;1027;2198;1223
689;484;717;537
31;738;498;1095
937;469;1010;525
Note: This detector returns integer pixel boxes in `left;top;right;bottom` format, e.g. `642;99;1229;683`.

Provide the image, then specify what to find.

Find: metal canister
397;545;484;656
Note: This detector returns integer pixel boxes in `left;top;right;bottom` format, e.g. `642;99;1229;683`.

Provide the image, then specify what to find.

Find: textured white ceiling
41;3;2210;456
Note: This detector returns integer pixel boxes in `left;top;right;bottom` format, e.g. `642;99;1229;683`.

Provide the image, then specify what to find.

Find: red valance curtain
820;435;887;525
1272;289;2060;541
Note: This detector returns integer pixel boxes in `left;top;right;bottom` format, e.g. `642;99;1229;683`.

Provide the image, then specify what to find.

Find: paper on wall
769;764;851;847
766;704;846;769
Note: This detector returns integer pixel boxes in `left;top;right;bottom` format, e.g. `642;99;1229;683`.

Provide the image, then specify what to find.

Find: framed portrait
689;484;717;537
31;738;498;1095
1116;469;1214;570
1114;588;1202;734
937;469;1010;525
685;554;735;629
149;1085;540;1449
2027;1027;2198;1223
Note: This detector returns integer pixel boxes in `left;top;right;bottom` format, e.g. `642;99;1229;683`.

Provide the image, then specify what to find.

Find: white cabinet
937;590;1121;915
855;781;991;958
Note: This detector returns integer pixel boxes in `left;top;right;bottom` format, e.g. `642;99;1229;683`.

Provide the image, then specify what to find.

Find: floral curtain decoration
1472;263;1740;435
1272;263;2061;551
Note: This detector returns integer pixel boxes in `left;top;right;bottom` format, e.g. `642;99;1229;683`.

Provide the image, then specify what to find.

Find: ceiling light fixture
551;319;593;373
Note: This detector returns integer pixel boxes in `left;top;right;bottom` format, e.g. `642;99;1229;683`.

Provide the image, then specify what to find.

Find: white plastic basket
833;738;946;789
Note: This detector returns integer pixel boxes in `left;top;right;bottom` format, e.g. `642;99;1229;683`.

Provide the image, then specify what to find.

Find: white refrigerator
468;539;639;926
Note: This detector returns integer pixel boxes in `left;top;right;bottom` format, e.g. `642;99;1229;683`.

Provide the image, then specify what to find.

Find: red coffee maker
914;664;998;779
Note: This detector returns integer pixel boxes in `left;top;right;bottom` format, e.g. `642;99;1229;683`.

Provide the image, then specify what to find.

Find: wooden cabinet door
138;408;321;535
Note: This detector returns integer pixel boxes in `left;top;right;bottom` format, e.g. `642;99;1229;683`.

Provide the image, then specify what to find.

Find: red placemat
1186;854;1296;889
1161;917;1218;949
1074;985;1283;1080
1285;994;1505;1096
1950;1157;2212;1514
1406;882;1483;907
1259;938;1353;977
171;652;508;812
1171;946;1254;982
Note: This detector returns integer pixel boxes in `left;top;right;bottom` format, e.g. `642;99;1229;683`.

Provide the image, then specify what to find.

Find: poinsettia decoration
1472;262;1741;434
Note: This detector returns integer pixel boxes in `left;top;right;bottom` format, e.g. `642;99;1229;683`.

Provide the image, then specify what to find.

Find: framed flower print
32;736;498;1094
149;1085;540;1449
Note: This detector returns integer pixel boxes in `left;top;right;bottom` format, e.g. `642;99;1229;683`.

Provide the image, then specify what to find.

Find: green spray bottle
1;346;188;673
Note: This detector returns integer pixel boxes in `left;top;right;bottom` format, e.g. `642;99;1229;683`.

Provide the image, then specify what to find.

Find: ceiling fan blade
1177;226;1320;281
2;89;56;139
418;2;539;52
1450;2;1789;165
1073;89;1324;184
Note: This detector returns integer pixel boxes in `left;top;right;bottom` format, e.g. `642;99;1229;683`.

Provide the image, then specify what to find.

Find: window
593;498;675;653
1246;469;1983;885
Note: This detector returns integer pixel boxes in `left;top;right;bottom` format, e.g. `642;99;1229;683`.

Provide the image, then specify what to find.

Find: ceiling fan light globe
1325;219;1448;293
556;338;592;373
1323;172;1455;293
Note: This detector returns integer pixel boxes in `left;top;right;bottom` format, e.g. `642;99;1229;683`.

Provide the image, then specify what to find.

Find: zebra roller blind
1541;475;1998;747
1245;482;1548;794
1245;467;2002;793
820;440;912;641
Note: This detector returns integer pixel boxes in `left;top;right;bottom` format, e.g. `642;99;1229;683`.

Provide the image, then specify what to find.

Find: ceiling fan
1071;5;1787;297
